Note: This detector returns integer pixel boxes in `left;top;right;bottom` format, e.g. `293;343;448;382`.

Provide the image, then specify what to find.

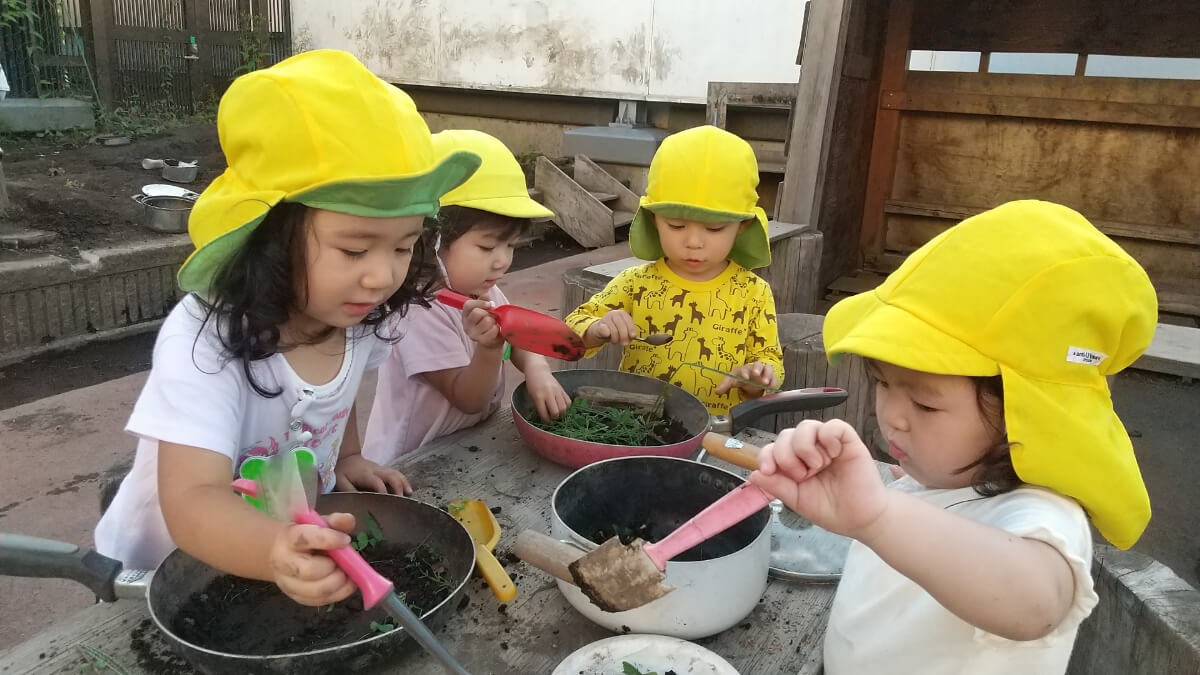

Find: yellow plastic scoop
449;499;516;603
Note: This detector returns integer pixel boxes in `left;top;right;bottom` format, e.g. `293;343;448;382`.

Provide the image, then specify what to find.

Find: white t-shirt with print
823;476;1098;675
94;294;391;569
362;286;508;465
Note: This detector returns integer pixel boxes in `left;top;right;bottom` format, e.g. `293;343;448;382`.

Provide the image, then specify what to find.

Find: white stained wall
290;0;806;103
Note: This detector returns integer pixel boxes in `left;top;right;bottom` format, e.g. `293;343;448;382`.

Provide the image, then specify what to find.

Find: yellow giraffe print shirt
565;259;784;415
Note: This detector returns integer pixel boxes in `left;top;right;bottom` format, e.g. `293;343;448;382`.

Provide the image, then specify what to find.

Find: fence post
86;0;115;106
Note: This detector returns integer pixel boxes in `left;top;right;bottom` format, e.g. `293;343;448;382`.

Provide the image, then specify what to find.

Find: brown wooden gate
88;0;290;112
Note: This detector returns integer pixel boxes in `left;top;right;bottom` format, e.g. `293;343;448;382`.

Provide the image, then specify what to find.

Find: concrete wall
291;0;805;104
0;237;189;366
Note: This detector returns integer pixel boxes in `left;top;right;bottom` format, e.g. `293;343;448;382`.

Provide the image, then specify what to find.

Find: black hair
434;205;532;249
193;202;438;397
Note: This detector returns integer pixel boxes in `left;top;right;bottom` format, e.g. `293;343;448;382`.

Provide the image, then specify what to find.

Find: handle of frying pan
701;432;762;471
0;533;123;602
720;387;849;433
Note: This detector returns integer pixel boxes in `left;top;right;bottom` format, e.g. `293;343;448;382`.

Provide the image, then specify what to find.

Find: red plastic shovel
435;289;585;361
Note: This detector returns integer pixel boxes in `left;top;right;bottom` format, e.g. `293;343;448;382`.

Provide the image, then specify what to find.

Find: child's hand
269;512;358;606
461;299;505;350
715;361;778;397
749;419;890;540
525;365;572;421
335;454;413;495
584;310;636;347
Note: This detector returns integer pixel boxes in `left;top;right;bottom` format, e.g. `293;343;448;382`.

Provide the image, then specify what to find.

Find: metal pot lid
696;442;897;582
141;183;198;199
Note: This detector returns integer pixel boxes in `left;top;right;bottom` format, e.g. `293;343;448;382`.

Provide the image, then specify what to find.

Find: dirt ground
0;123;225;260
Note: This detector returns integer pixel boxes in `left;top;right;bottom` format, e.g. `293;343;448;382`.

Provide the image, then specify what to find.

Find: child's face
653;214;747;282
440;225;519;297
296;209;425;329
870;361;1004;489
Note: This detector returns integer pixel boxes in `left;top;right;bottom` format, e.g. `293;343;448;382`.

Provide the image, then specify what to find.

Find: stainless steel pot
132;193;194;233
550;456;771;639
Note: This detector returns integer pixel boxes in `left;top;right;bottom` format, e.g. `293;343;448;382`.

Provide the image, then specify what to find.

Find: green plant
232;12;269;77
622;663;657;675
368;619;396;634
352;511;387;552
76;644;129;674
531;397;670;446
446;498;468;516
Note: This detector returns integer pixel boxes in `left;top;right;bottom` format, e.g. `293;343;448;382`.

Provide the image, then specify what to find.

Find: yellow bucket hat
629;125;771;269
177;50;481;293
432;129;554;219
824;200;1157;549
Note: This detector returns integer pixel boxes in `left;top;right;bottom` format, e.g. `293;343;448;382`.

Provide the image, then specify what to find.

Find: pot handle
720;387;849;433
131;193;148;205
513;529;585;585
0;532;123;602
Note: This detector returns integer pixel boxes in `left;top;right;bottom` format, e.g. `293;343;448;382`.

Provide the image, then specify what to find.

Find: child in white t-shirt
750;201;1157;675
93;50;481;608
363;130;570;464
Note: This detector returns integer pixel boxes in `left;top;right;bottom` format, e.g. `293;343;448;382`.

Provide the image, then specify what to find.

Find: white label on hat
1066;346;1107;366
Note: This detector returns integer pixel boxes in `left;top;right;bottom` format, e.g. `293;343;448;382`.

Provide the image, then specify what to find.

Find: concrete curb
0;235;190;364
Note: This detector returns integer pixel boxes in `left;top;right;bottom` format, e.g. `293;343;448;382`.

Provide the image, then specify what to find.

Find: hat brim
824;289;998;376
177;150;481;293
443;193;555;220
630;201;772;269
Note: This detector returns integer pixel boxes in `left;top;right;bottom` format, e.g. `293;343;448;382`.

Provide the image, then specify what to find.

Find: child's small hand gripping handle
292;509;395;609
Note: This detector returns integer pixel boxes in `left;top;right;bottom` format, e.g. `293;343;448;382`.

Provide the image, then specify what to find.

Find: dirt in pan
168;542;455;655
0;123;224;260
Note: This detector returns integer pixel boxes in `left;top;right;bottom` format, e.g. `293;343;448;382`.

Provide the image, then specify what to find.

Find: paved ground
1;239;1197;652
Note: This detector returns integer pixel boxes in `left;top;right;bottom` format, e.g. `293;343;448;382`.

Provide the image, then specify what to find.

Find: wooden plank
907;71;1200;109
857;0;913;265
777;0;854;228
588;191;617;203
885;200;1200;247
534;156;615;248
1133;324;1200;379
882;89;1200;130
572;155;640;215
889;114;1200;244
612;210;634;227
910;0;1200;59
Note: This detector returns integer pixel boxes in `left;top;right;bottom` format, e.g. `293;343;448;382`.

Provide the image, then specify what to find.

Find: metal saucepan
550;455;771;639
512;369;848;469
0;493;475;674
131;193;195;234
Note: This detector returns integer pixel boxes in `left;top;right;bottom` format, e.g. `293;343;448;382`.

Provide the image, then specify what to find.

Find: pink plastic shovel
230;453;470;674
566;480;774;612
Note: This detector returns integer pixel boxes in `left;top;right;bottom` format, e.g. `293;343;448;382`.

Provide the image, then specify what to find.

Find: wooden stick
573;386;660;415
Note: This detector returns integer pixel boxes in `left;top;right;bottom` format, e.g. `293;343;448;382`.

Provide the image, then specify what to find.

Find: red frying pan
435;289;586;361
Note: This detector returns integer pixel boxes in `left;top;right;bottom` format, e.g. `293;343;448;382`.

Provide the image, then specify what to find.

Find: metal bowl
132;193;194;233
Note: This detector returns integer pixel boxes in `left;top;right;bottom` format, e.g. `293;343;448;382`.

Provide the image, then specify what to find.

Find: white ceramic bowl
553;634;739;675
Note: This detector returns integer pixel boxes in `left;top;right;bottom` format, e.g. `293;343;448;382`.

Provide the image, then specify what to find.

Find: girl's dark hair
194;202;438;397
957;375;1022;497
434;205;532;248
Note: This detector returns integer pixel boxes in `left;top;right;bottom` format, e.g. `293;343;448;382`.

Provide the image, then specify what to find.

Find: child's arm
564;271;638;350
158;441;357;606
717;282;785;397
510;349;571;420
334;403;412;494
422;298;507;414
751;420;1076;641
